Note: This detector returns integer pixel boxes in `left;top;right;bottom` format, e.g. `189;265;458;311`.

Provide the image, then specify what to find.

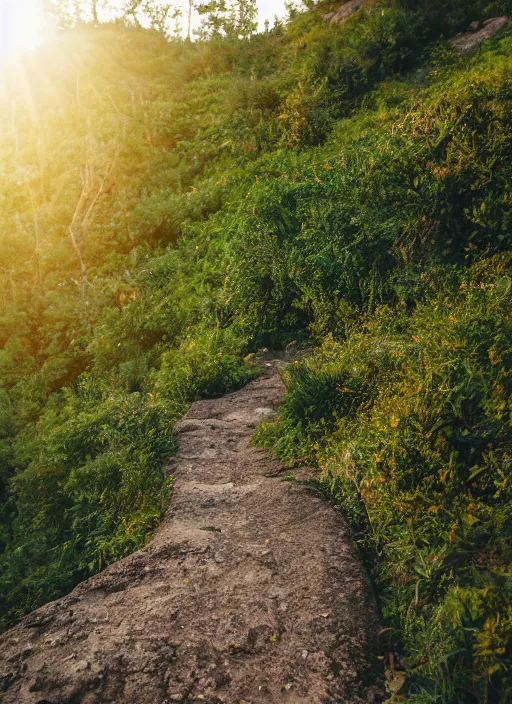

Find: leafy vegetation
256;273;512;701
1;0;512;701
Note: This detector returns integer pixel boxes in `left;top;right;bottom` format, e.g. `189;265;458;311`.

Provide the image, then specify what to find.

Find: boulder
329;0;366;24
450;16;508;52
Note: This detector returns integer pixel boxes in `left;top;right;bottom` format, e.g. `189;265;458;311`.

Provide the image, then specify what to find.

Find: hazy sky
0;0;293;57
257;0;288;26
0;0;41;55
185;0;291;31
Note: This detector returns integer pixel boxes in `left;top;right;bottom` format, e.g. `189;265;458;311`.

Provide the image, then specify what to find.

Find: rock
450;16;508;52
74;659;91;673
0;372;379;704
329;0;366;24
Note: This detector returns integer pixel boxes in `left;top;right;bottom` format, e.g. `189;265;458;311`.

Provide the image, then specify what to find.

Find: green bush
226;37;512;347
257;259;512;701
0;388;176;628
153;327;255;402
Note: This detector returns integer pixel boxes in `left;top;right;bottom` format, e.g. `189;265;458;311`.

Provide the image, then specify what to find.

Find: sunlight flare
0;0;43;58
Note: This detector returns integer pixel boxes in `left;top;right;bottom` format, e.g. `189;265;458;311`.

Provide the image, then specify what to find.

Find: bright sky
158;0;290;32
257;0;288;28
0;0;291;57
0;0;43;56
166;0;290;32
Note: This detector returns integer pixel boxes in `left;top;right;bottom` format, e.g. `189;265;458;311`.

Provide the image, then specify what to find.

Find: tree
42;0;108;26
273;14;284;32
187;0;193;40
123;0;143;26
171;8;184;39
72;0;82;22
195;1;231;39
90;0;99;23
143;1;173;35
41;0;75;27
195;0;258;40
234;0;257;39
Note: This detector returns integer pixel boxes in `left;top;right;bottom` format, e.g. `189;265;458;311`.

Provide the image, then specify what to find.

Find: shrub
257;258;512;701
0;389;176;629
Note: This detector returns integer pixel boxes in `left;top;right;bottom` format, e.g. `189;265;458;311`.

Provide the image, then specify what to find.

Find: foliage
1;387;177;627
195;0;258;40
256;262;512;701
1;2;512;701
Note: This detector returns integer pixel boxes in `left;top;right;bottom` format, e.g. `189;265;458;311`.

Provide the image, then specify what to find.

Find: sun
0;0;44;58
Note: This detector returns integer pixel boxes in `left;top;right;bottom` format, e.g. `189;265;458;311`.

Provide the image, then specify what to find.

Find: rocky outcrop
450;16;509;52
0;368;380;704
324;0;366;24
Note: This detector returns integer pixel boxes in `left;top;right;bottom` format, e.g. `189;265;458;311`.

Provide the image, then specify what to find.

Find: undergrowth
1;3;512;700
251;17;512;704
256;260;512;701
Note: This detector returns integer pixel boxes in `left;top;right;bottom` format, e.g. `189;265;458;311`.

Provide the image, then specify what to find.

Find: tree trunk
187;0;193;40
91;0;99;23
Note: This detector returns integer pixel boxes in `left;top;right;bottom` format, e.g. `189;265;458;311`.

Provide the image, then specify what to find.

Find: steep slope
0;368;379;704
1;1;512;700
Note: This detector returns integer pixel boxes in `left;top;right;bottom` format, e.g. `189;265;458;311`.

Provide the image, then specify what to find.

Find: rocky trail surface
0;367;380;704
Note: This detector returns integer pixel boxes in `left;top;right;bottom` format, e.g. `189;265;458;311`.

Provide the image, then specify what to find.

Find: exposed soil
0;366;381;704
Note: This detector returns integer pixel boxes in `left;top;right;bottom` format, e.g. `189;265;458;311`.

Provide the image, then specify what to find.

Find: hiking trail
0;366;380;704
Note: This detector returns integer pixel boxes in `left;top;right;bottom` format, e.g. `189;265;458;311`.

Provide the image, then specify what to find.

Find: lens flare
0;0;43;58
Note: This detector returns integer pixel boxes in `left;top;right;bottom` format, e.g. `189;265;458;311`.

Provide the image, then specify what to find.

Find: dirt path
0;368;380;704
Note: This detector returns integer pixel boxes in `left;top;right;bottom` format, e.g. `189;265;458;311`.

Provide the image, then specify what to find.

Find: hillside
1;0;512;701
